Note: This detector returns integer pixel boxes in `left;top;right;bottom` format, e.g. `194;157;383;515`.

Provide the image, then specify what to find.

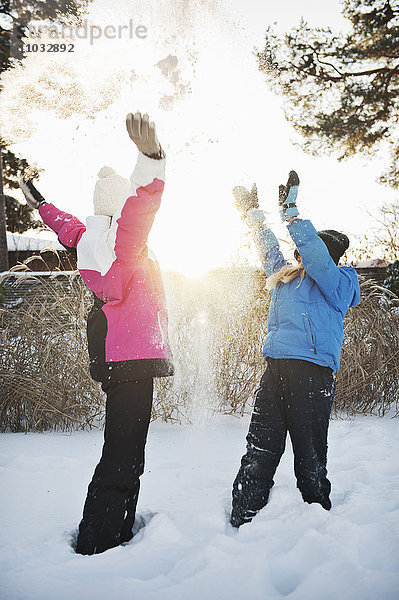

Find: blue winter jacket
253;218;361;373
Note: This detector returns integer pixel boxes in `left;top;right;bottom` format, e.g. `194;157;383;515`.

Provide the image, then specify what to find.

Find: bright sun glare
0;0;392;276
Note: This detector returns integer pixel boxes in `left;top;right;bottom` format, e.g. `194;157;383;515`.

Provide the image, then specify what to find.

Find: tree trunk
0;145;9;272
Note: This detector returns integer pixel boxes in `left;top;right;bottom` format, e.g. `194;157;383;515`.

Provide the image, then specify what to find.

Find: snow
0;270;76;278
6;229;64;252
0;414;398;600
354;258;388;268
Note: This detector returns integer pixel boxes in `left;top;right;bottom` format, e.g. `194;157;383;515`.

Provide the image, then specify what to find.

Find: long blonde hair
266;263;305;292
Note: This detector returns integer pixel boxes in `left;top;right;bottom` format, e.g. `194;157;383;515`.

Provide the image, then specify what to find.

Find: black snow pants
76;378;153;555
231;358;335;527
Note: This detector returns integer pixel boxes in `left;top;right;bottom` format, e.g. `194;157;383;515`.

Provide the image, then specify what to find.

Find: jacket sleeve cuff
245;208;267;226
130;151;166;191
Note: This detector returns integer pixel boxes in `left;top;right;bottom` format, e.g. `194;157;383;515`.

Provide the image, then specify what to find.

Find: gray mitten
126;112;165;159
243;208;267;227
232;183;258;213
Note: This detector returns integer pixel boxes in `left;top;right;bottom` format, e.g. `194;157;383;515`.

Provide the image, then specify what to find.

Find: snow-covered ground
1;414;398;600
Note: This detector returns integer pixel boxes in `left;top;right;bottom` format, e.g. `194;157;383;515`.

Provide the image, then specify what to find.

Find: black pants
231;358;335;527
76;378;153;555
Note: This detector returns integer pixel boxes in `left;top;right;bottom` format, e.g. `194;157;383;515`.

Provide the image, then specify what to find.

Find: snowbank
0;415;398;600
6;229;64;252
354;258;388;268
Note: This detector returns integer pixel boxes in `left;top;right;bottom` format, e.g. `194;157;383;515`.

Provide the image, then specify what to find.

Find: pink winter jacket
39;152;174;382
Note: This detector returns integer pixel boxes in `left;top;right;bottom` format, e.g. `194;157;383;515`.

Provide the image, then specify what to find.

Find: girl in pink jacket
20;112;174;555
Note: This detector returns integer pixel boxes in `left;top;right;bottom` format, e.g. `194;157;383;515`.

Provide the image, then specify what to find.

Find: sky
1;0;397;275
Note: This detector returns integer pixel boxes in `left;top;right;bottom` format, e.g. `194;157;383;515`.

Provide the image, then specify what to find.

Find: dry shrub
208;268;269;414
335;279;399;417
0;265;190;431
156;267;269;419
1;267;397;432
159;270;399;420
0;267;105;432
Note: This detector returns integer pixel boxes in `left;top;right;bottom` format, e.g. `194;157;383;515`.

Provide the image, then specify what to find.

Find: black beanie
317;230;350;264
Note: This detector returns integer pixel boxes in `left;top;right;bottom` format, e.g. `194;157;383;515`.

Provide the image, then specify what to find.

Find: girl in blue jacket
230;173;360;527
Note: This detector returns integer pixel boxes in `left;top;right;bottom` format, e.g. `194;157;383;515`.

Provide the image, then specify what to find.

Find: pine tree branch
296;62;399;82
317;58;344;77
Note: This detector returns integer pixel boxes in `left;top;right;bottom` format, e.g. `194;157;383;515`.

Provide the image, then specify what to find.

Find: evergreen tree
257;0;399;188
384;260;399;295
1;0;90;72
1;148;41;233
0;0;92;267
5;195;40;233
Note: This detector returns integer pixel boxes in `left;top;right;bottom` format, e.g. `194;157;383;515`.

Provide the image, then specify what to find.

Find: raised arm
19;177;85;248
232;183;286;277
247;212;286;277
287;218;359;310
107;112;166;262
288;218;340;291
110;152;165;261
279;172;359;311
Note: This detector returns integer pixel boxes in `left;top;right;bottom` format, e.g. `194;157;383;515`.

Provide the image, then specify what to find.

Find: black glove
232;183;258;213
19;177;46;209
279;170;299;222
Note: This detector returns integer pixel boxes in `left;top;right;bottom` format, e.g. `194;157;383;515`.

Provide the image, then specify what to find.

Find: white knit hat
93;166;130;217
